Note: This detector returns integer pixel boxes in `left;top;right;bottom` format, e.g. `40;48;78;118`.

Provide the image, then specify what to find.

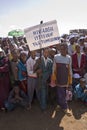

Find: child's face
75;45;80;53
14;87;20;95
21;53;27;63
80;81;86;88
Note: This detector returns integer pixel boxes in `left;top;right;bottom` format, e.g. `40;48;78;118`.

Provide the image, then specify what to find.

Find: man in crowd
52;43;72;116
72;44;86;77
35;48;53;111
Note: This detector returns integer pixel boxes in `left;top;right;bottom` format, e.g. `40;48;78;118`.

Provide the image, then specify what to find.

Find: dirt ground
0;100;87;130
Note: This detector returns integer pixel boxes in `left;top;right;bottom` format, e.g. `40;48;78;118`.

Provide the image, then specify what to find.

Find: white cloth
0;47;3;52
68;43;75;55
77;53;81;68
43;57;49;67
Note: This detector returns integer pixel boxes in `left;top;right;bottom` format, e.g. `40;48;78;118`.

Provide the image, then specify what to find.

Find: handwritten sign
24;20;59;51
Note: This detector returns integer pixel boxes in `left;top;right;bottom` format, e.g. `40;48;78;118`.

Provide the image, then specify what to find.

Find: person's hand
84;89;87;94
66;84;72;90
15;67;18;72
15;95;23;100
33;58;41;72
37;58;41;64
22;71;27;76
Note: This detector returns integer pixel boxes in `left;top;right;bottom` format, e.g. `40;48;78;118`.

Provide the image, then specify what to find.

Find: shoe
55;105;60;111
0;107;6;112
51;110;56;118
51;105;60;119
63;109;72;116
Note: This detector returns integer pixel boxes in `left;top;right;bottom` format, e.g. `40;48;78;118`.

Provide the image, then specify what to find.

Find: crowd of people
0;33;87;116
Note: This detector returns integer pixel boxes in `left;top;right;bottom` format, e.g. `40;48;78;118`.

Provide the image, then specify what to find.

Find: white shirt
68;43;75;55
26;56;38;78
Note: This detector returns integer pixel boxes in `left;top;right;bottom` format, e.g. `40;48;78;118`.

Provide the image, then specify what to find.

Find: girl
17;51;27;93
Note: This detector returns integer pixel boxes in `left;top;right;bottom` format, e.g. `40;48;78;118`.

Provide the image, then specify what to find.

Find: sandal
64;109;72;116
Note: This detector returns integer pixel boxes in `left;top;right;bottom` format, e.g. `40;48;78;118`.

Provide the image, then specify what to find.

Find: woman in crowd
0;48;11;110
10;49;19;85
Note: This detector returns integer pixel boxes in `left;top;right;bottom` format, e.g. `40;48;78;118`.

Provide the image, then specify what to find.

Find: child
74;78;87;104
17;51;27;93
5;85;29;111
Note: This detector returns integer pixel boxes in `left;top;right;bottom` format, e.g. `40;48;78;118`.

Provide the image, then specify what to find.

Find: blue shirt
17;60;27;81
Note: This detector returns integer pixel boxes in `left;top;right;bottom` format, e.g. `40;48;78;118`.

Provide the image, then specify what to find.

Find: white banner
24;20;59;51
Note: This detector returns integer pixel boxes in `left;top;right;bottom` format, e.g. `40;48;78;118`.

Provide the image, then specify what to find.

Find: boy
74;78;87;104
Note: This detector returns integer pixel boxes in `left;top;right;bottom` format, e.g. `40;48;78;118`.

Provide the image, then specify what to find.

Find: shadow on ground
0;100;87;130
69;100;87;120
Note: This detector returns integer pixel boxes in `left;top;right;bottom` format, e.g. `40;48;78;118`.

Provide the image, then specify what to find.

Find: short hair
43;48;49;51
60;43;68;49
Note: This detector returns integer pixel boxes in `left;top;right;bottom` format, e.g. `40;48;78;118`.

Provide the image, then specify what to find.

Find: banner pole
39;20;43;59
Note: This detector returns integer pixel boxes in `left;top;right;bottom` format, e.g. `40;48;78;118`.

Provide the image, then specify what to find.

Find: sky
0;0;87;36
